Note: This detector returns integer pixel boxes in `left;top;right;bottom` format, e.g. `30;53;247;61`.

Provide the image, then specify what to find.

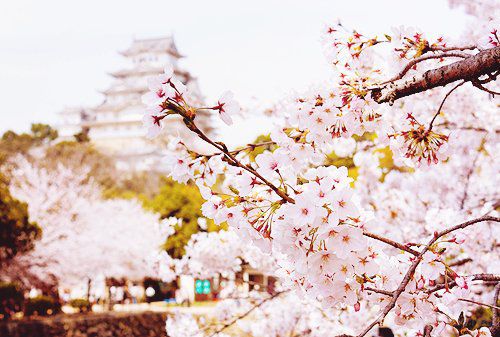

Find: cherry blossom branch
428;80;466;131
184;114;438;258
184;118;295;204
371;46;500;104
208;290;288;337
355;215;499;337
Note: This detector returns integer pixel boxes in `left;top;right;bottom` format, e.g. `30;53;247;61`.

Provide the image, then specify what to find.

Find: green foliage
0;124;58;164
465;307;493;331
0;282;24;320
24;295;61;317
68;298;90;312
144;178;225;258
247;134;276;162
30;124;58;142
103;171;163;200
0;174;40;262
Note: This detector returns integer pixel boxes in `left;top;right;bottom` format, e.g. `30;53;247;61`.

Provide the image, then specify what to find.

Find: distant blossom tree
106;0;500;336
4;157;164;291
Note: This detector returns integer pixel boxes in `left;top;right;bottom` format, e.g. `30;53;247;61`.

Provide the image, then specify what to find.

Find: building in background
57;37;213;171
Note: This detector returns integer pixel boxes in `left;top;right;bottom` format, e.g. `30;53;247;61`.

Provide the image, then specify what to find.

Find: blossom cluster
141;1;499;335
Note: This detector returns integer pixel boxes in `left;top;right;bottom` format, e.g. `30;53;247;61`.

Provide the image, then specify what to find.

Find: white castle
57;37;213;170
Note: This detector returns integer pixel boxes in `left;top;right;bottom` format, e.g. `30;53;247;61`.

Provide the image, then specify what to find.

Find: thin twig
423;324;433;337
363;231;419;256
380;52;471;85
459;142;482;210
202;141;276;158
428;45;477;52
426;274;500;294
472;80;500;95
428;80;466;131
449;258;472;267
364;287;393;296
459;298;500;310
208;290;288;336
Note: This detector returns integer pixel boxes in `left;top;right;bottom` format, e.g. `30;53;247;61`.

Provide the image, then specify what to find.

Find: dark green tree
0;174;40;262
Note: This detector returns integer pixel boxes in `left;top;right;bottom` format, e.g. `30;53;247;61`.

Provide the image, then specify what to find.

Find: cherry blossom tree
133;0;499;336
3;157;164;292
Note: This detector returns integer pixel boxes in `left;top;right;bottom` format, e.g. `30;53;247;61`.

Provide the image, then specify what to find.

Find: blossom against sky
0;0;469;147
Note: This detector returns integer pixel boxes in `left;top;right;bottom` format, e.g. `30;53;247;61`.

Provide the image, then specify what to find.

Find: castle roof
119;37;182;58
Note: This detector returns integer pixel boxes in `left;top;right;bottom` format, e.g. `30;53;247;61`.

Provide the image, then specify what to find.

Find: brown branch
449;257;472;267
426;273;500;294
423;325;433;337
458;298;500;310
434;215;498;239
371;46;500;104
363;231;419;256
202;141;276;158
472;79;500;95
429;45;477;52
364;287;393;296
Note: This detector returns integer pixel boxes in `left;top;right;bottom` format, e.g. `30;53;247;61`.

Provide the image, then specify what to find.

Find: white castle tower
57;37;212;170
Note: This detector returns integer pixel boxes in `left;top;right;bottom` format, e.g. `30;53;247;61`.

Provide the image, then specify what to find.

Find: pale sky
0;0;471;146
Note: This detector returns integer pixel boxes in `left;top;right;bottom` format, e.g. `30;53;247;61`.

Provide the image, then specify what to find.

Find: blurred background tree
143;178;225;258
0;124;58;164
43;141;117;189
